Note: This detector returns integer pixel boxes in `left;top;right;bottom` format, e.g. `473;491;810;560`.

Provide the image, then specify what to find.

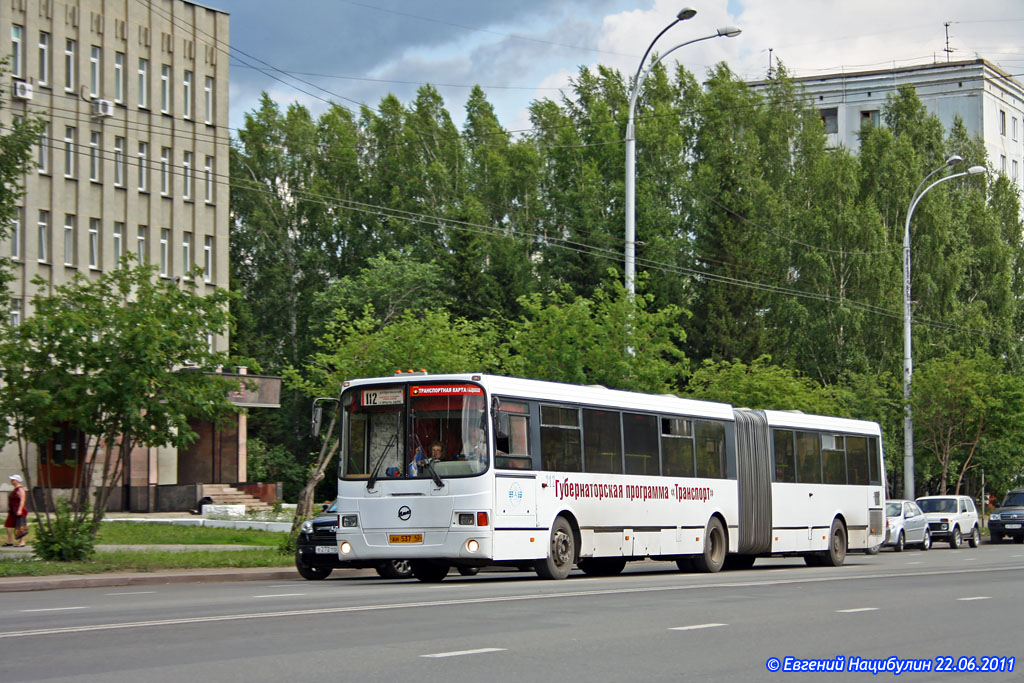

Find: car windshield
341;381;489;479
886;502;902;517
1001;492;1024;507
917;498;957;513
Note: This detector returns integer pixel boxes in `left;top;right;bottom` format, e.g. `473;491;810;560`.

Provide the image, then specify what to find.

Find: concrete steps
202;484;274;511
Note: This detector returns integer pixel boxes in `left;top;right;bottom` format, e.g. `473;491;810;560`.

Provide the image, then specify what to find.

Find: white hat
9;474;21;482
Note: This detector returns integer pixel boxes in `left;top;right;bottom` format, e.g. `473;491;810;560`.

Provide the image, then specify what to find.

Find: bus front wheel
692;517;726;573
537;517;575;580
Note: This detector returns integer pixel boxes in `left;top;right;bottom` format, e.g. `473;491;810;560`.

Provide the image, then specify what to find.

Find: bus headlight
341;515;358;527
466;539;479;553
340;541;352;555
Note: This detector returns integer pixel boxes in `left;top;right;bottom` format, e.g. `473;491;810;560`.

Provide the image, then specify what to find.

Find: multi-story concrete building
750;58;1024;192
1;0;279;511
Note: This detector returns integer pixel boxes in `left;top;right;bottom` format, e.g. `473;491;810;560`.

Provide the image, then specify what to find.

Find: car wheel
919;529;930;551
864;544;881;556
296;562;332;580
950;526;962;549
968;526;980;548
990;532;1003;544
894;531;905;553
375;560;413;579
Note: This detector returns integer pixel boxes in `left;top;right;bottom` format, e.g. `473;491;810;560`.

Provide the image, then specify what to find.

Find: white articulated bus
328;373;886;582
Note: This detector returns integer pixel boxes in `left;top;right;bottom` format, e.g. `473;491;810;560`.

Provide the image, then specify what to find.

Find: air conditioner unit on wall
13;80;33;100
92;98;114;117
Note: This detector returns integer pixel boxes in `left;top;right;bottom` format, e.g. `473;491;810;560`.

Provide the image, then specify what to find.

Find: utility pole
944;22;955;62
767;48;773;78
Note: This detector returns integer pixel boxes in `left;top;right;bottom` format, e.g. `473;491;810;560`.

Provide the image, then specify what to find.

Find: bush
32;501;97;562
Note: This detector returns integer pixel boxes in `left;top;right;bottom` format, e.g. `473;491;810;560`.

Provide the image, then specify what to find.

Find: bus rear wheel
578;557;627;576
692;517;727;573
537;517;575;580
410;560;450;582
820;519;847;567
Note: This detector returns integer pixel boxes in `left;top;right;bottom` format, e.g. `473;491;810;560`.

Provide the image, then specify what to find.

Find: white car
915;495;980;549
884;499;931;551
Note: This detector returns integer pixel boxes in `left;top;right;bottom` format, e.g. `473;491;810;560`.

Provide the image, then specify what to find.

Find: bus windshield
341;382;488;480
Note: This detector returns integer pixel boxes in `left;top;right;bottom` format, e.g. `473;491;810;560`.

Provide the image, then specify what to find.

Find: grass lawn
0;522;293;578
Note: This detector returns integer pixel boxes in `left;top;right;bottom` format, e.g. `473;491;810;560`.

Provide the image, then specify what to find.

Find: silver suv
916;495;980;549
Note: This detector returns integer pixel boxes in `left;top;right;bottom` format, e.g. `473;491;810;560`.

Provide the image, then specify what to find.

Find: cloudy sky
209;0;1024;135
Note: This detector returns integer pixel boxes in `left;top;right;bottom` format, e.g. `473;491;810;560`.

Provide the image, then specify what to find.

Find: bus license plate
389;534;423;544
1005;524;1022;529
315;545;337;554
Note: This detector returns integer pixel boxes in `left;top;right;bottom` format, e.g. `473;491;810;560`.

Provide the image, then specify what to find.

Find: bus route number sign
361;389;404;407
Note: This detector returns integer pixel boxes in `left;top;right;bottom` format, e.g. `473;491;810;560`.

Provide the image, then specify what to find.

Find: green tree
0;262;242;558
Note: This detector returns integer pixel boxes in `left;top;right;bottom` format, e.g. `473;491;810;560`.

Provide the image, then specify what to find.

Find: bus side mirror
311;402;323;437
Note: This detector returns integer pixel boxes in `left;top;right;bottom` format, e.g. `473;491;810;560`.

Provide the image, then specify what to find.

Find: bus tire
375;560;413;579
692;517;727;573
723;554;756;570
578;557;627;576
411;560;450;582
457;566;480;576
820;519;847;567
536;517;575;580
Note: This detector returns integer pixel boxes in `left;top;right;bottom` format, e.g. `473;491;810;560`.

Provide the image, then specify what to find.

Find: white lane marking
252;593;305;598
957;596;991;601
105;591;156;596
963;558;977;562
906;562;922;565
2;564;1021;640
422;648;506;658
1013;555;1024;558
669;623;727;631
21;607;88;613
265;585;297;588
836;607;878;613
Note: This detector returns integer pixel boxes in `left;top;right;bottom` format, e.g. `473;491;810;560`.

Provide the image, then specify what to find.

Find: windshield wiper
366;432;398;491
421;457;444;487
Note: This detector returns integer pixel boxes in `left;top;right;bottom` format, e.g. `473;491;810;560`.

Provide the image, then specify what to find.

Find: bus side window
845;436;869;485
796;431;822;483
541;405;581;472
660;417;695;477
496;401;533;470
772;429;796;483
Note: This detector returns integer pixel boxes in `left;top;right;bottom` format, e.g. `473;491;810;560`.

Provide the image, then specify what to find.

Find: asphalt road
3;543;1022;683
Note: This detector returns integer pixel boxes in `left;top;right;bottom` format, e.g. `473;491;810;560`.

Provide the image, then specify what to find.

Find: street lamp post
902;157;986;499
624;9;740;296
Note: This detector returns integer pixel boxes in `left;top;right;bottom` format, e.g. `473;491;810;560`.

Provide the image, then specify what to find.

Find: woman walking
5;474;28;547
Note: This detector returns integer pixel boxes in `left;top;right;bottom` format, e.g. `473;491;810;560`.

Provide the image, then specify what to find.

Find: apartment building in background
749;58;1024;192
2;0;279;511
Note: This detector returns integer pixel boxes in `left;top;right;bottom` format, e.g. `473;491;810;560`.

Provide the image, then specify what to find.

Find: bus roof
760;409;881;436
343;373;735;421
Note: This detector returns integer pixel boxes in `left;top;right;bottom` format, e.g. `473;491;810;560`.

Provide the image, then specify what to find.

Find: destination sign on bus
361;388;404;406
410;385;484;397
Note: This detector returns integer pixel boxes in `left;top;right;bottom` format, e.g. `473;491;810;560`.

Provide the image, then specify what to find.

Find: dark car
295;502;413;580
988;489;1024;544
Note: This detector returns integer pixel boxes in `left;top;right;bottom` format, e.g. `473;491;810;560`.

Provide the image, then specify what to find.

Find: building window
137;58;149;108
63;126;76;178
137;142;148;191
159;228;170;276
37;210;49;262
183;151;193;200
136;225;147;264
9;299;21;328
89;132;101;182
160;147;171;195
90;46;101;97
38;32;50;85
203;236;213;282
63;214;76;266
999;110;1006;136
1013;160;1020;184
820;108;838;135
64;39;75;91
182;231;192;277
113;222;123;265
204;156;214;203
11;25;23;77
183;70;192;119
860;109;879;127
114;137;126;186
204;76;214;124
10;207;23;260
1014;117;1019;142
1001;155;1007;174
160;64;171;113
88;218;100;269
114;52;125;102
38;122;50;174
